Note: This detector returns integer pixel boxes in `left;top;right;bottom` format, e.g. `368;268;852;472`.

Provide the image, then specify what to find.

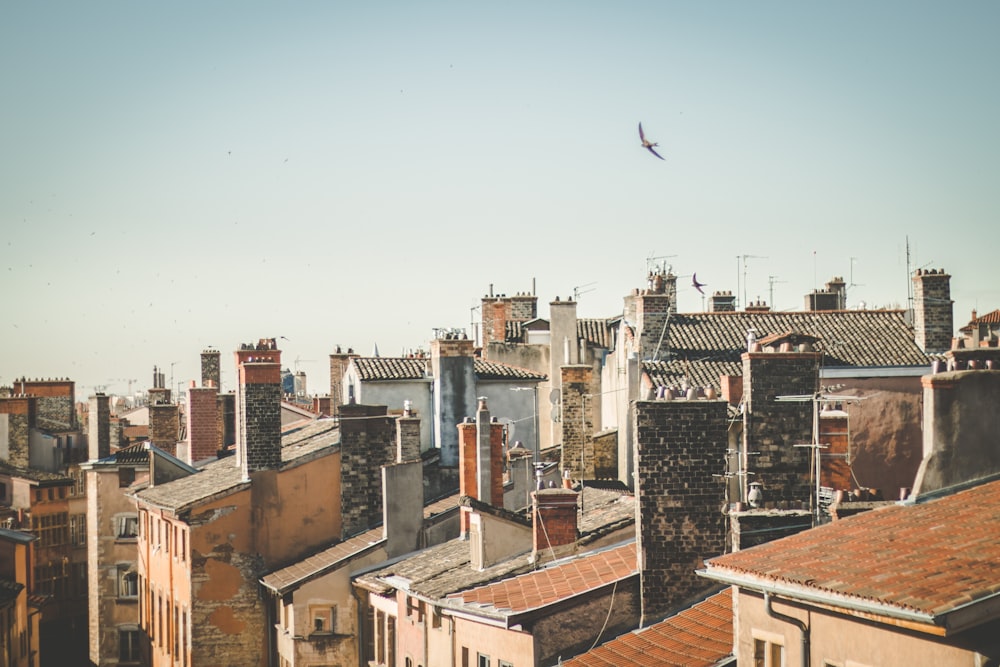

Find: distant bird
638;122;664;160
692;273;707;294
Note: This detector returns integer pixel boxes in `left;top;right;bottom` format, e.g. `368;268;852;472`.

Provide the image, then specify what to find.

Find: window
311;606;334;635
116;515;139;540
119;467;136;488
117;565;138;599
499;662;513;667
753;635;785;667
35;512;69;547
70;513;86;546
478;653;490;667
119;626;140;663
461;647;470;667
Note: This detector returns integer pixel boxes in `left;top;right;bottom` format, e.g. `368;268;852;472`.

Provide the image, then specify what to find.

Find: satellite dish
549;388;561;405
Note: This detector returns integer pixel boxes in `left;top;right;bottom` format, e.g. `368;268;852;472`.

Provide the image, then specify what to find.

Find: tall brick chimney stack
913;268;954;354
186;381;219;465
431;333;476;467
88;393;111;460
201;348;221;390
624;267;674;361
234;338;282;478
560;365;595;479
532;487;578;562
396;401;421;462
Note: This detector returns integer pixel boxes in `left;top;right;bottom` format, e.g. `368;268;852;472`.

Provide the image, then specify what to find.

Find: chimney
395;402;421;462
88;393;111;460
328;345;357;418
201;348;221;390
913;268;954;354
235;338;282;478
457;399;504;534
532;487;578;562
560;365;595;479
186;381;219;464
719;375;743;406
624;273;672;360
0;397;32;468
148;402;180;456
339;403;395;538
709;291;737;312
431;334;476;467
382;458;423;557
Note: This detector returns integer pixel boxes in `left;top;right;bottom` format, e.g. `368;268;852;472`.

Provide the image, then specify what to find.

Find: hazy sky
3;2;998;398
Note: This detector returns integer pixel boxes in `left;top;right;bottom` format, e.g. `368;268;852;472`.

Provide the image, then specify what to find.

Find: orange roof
447;542;636;615
703;479;1000;625
561;590;733;667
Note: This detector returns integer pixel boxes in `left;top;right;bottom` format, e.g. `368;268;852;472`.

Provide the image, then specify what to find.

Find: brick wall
395;414;421;462
238;362;282;476
328;348;356;417
187;385;219;464
149;403;180;456
633;398;728;619
742;351;819;503
560;365;594;478
457;409;504;533
17;380;75;431
0;397;33;467
88;394;110;460
532;488;578;557
339;404;395;538
913;268;953;354
636;293;671;361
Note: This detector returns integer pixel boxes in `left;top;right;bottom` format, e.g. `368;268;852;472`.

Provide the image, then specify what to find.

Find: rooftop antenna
645;252;676;276
847;257;864;307
573;282;597;300
767;275;787;310
738;254;767;309
470;304;481;347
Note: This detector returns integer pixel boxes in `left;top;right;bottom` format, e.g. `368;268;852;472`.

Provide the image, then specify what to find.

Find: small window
499;662;514;667
116;515;139;540
311;607;335;635
478;654;490;667
117;566;138;598
119;467;136;488
119;627;140;663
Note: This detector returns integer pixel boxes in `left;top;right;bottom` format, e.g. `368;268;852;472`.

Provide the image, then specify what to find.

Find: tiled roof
643;359;742;395
703;478;1000;624
473;359;546;381
960;308;1000;332
357;488;634;601
135;419;339;512
578;318;614;349
352;357;427;381
351;357;546;382
446;542;637;617
0;461;72;485
655;310;930;368
561;589;733;667
261;525;385;594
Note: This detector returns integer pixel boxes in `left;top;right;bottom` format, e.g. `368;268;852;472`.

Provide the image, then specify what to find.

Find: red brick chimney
457;398;504;534
186;380;219;464
532;487;578;561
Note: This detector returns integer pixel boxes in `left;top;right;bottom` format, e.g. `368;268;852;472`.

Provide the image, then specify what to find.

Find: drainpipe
764;591;809;667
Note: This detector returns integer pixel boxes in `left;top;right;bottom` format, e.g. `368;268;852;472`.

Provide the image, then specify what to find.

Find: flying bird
692;273;707;294
638;122;664;160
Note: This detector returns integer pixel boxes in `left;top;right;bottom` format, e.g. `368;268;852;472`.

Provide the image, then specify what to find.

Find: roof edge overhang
698;569;1000;637
261;537;388;596
820;365;929;379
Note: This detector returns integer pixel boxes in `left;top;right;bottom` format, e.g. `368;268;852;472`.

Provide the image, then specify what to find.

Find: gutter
765;591;809;667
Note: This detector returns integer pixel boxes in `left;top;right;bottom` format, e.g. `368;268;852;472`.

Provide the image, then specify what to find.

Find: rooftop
350;357;546;382
702;477;1000;632
560;589;733;667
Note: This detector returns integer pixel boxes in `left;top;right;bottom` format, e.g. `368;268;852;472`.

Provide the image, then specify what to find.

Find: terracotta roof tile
351;357;545;381
473;359;547;381
260;525;385;594
561;590;733;667
447;542;637;614
704;479;1000;619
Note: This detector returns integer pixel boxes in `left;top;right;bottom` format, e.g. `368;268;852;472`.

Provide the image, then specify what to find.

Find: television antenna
737;255;767;309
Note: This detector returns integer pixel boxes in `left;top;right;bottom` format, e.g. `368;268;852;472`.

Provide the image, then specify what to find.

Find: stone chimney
186;381;219;464
148;402;180;456
395;402;421;462
624;270;673;361
633;396;728;622
532;487;578;562
913;268;954;354
235;338;282;478
709;291;737;312
560;365;595;479
0;397;32;468
457;398;504;534
742;343;820;503
88;393;111;460
328;345;357;417
431;334;476;467
339;403;395;538
201;348;221;390
912;365;1000;497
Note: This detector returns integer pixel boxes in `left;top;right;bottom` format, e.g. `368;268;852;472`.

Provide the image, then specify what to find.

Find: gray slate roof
352;357;545;382
135;419;340;513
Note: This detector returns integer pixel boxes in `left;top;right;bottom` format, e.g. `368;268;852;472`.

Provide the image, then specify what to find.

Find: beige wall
453;616;535;667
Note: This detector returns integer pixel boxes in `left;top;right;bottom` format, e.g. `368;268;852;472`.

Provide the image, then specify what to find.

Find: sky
2;1;998;399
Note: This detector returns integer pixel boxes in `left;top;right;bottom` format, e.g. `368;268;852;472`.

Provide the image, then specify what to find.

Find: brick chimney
623;268;673;361
431;334;476;467
913;268;954;354
532;487;578;562
383;409;424;557
88;393;111;460
457;398;504;534
339;403;395;538
148;402;180;456
709;291;737;312
560;365;595;479
186;381;219;464
0;396;33;468
235;338;282;478
396;401;421;462
201;348;221;390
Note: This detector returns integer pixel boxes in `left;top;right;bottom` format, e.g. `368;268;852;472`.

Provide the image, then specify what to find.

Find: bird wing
646;145;664;160
639;122;646;141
